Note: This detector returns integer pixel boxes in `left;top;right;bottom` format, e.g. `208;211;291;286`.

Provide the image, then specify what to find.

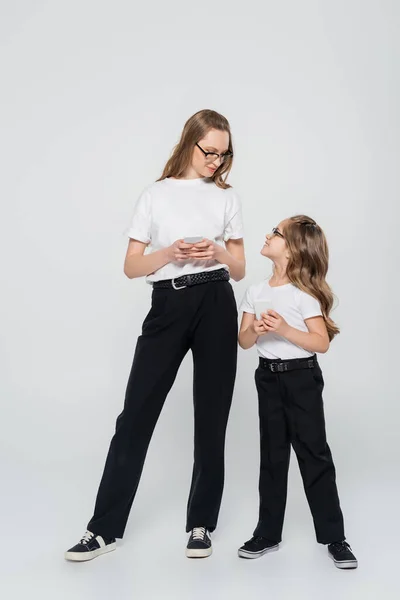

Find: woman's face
261;220;288;260
191;128;230;178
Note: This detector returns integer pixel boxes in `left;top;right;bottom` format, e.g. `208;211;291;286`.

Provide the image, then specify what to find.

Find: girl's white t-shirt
127;177;244;282
240;280;323;360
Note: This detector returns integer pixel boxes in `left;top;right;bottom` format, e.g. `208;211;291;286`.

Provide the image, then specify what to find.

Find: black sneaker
64;530;116;562
238;536;279;559
328;541;358;569
186;527;212;558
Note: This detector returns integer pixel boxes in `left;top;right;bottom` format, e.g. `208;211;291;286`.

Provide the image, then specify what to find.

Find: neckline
165;177;209;185
267;280;292;289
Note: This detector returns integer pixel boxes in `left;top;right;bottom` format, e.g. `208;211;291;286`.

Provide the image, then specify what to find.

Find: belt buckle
172;277;187;290
270;362;287;373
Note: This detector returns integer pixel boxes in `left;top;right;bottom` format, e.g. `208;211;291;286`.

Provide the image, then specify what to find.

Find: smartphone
183;236;204;244
254;300;273;321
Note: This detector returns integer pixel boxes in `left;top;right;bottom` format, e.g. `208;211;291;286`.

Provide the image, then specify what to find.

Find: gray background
1;1;398;598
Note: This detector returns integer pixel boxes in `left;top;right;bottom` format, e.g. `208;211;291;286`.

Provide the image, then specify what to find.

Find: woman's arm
238;311;268;349
123;239;193;279
187;238;246;281
220;238;246;281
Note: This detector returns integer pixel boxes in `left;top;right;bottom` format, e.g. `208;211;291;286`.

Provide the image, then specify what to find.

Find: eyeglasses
195;143;233;164
272;227;285;239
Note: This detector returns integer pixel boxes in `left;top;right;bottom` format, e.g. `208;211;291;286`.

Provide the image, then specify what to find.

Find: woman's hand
186;239;225;261
262;310;290;336
166;239;196;262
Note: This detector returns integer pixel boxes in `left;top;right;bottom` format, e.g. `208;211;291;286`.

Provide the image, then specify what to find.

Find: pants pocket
222;281;238;317
310;364;325;388
142;290;170;332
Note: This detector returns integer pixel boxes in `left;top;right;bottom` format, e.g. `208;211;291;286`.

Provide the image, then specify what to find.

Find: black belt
259;355;317;373
153;268;229;290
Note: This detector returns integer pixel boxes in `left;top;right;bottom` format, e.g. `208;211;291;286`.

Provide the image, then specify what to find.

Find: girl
65;109;245;561
237;215;357;570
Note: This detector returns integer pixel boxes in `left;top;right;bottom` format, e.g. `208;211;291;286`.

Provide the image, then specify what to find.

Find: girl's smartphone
254;300;273;321
183;236;204;244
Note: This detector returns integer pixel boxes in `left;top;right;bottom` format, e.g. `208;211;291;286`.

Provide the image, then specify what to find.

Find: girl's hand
167;239;195;262
262;310;290;336
186;239;225;261
252;318;268;336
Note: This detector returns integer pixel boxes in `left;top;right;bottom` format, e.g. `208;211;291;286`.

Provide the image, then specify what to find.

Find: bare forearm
283;326;329;353
124;248;171;279
239;326;259;349
217;248;245;281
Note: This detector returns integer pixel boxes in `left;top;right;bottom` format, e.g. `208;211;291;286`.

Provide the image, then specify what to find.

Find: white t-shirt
127;177;244;282
240;280;323;359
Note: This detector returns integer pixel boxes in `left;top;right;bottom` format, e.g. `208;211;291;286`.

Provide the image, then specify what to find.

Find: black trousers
87;280;238;539
253;358;345;545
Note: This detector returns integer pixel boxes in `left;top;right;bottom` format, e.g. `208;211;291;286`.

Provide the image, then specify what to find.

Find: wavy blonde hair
158;109;233;189
283;215;339;341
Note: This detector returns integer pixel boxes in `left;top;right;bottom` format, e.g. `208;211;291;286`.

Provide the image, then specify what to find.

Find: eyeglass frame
195;142;233;163
272;227;285;239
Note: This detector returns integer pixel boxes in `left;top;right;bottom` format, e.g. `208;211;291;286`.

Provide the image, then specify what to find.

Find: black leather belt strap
259;356;317;373
153;268;230;290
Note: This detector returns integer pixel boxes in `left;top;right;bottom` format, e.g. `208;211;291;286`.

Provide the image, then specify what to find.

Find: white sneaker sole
186;547;213;558
65;542;116;562
238;543;279;559
328;552;358;569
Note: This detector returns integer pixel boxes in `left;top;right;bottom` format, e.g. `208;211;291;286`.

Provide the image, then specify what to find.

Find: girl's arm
284;316;330;353
123;239;193;279
263;311;330;353
239;311;268;349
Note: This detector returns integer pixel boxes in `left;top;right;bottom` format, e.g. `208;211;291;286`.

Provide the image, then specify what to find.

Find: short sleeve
126;189;152;243
297;290;322;320
240;286;256;314
224;190;244;241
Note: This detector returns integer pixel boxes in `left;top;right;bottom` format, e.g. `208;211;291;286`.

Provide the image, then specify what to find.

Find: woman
65;109;245;561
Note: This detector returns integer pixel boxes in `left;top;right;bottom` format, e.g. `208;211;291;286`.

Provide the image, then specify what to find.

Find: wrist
280;323;292;338
251;321;258;336
215;245;227;261
162;246;173;262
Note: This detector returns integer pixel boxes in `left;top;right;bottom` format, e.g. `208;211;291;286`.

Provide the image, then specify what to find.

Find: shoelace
192;527;207;541
331;541;351;553
80;530;95;545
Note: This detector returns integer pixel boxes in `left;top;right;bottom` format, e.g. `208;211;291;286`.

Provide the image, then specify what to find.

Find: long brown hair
284;215;340;341
158;109;233;189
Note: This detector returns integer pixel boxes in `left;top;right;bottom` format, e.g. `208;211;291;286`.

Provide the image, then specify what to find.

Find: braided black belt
259;355;317;373
153;268;229;290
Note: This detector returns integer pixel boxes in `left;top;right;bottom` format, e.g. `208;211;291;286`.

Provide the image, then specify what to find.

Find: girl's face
191;128;230;178
261;220;288;260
